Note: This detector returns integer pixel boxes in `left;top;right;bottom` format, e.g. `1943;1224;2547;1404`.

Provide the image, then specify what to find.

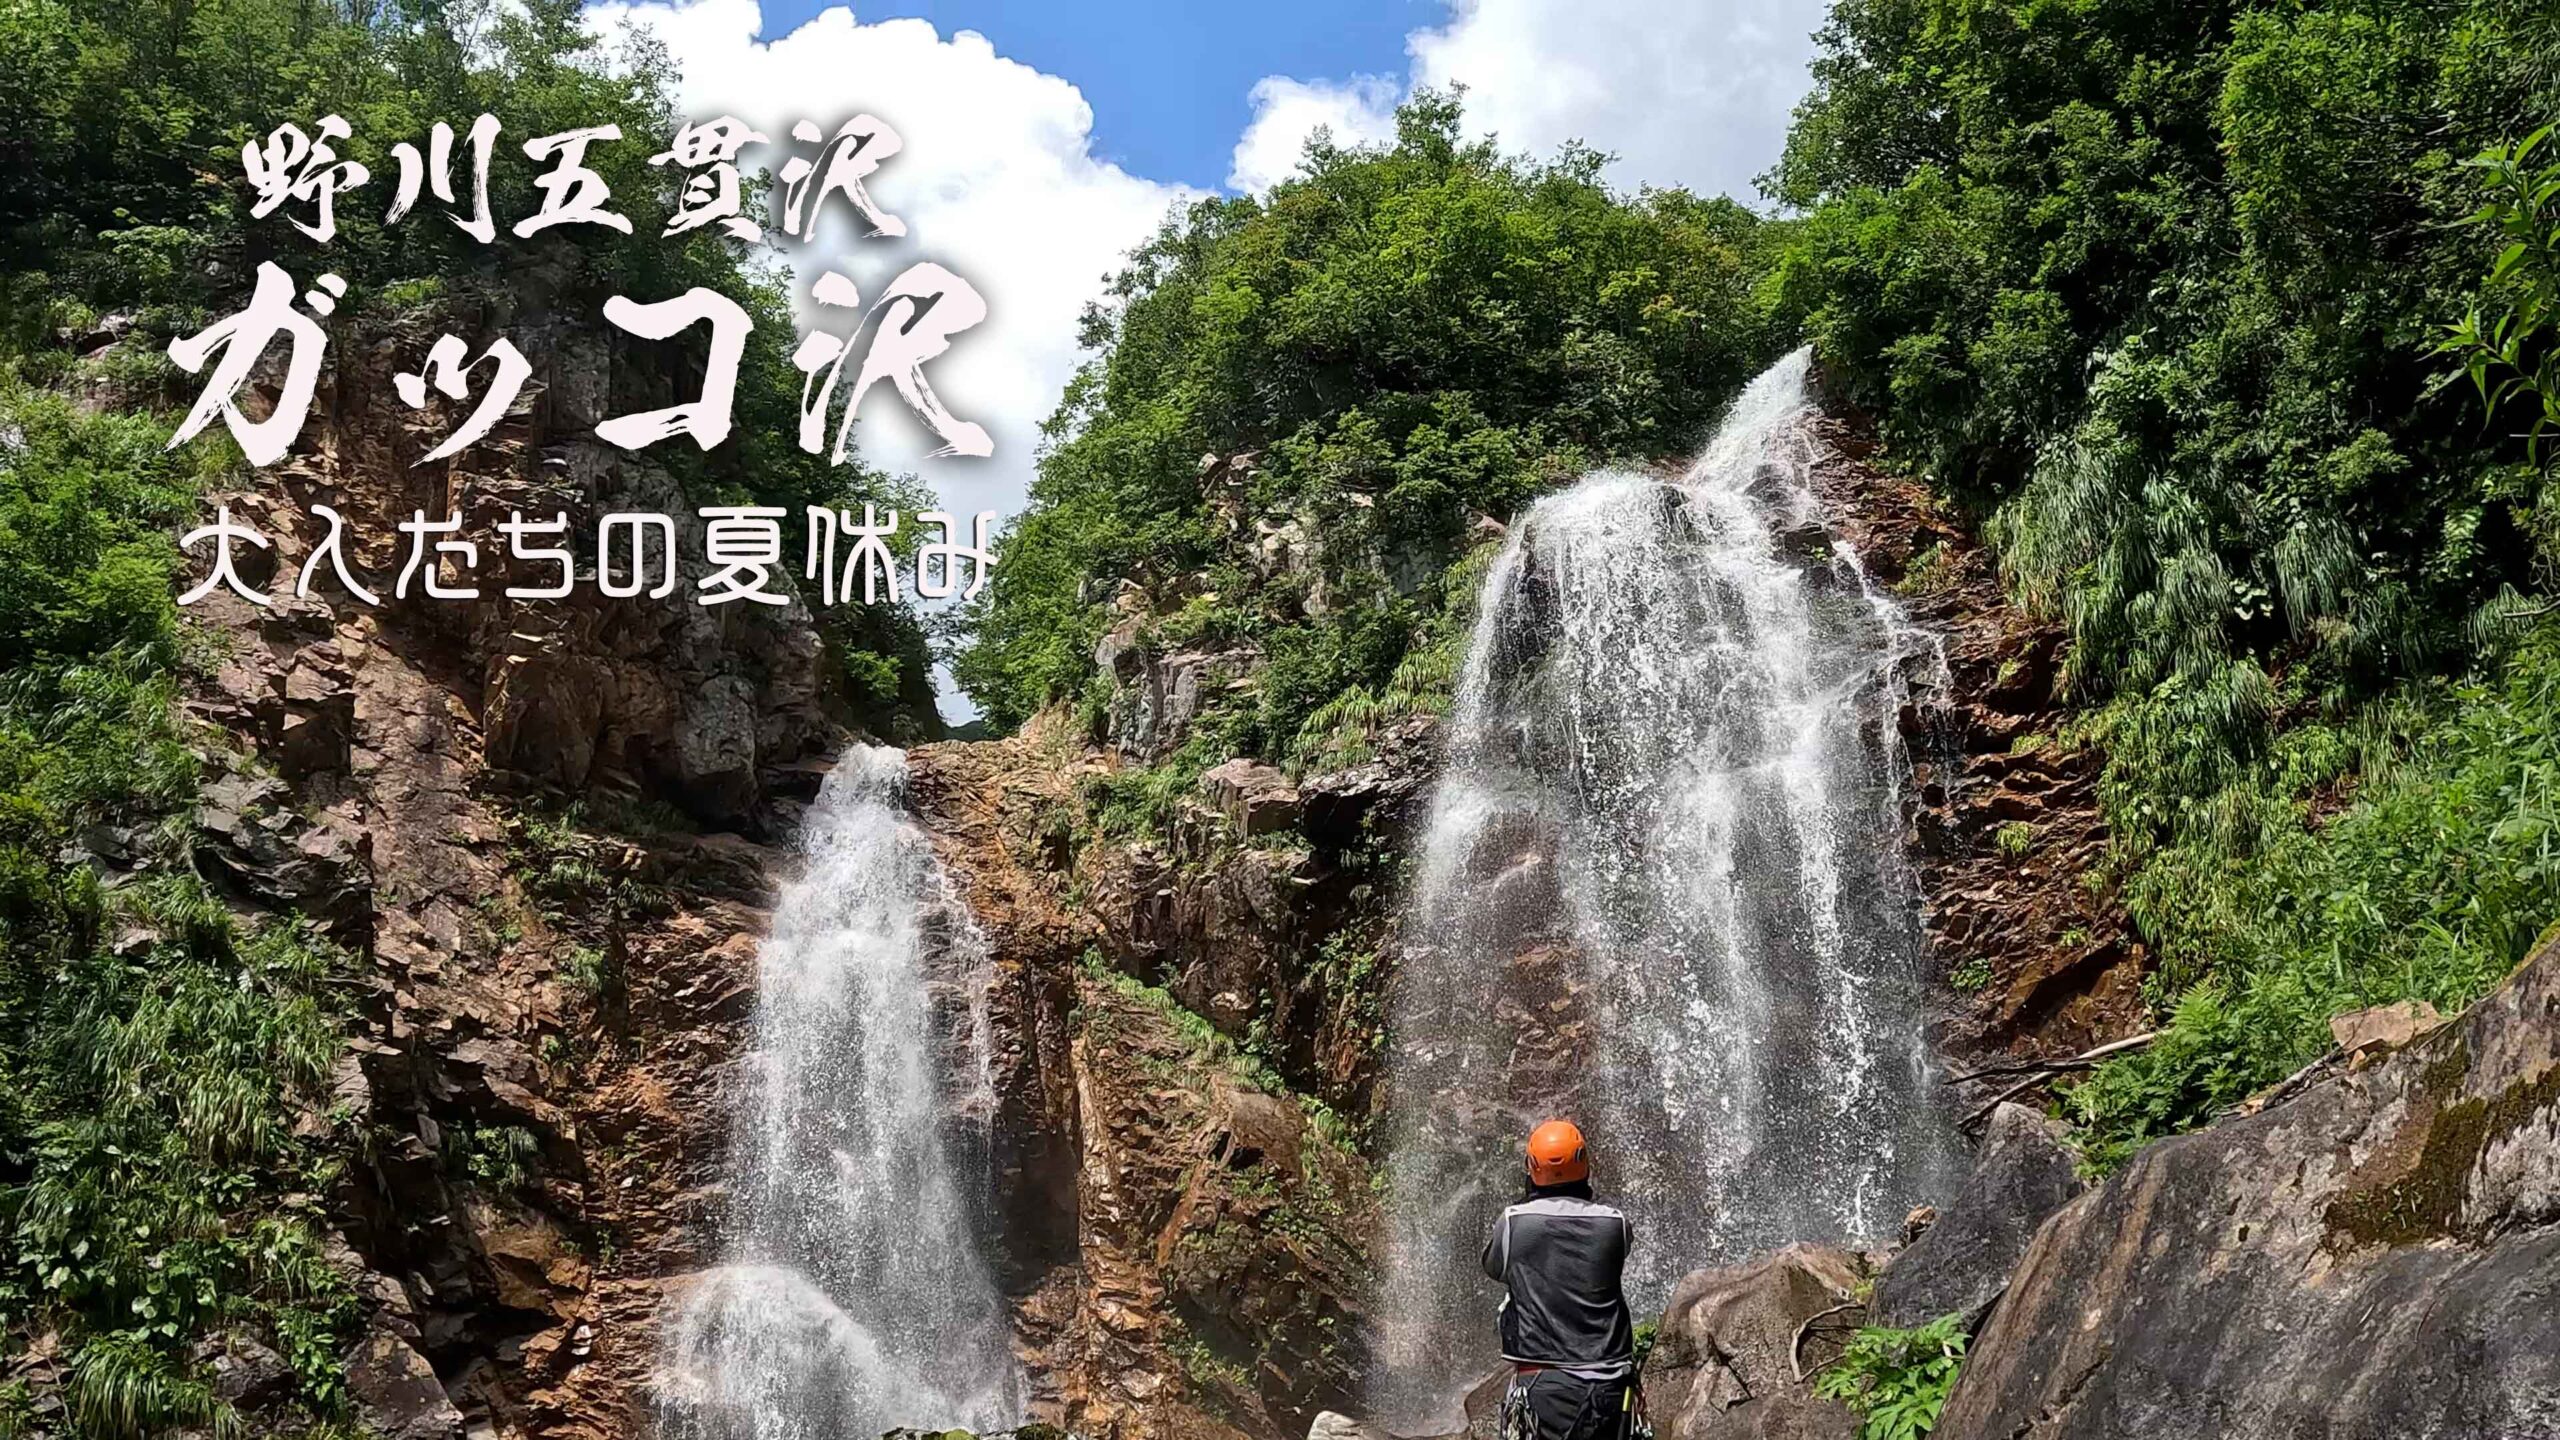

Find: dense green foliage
2443;124;2560;460
1775;0;2560;1161
1815;1314;1968;1440
956;93;1784;747
0;386;359;1436
2069;623;2560;1166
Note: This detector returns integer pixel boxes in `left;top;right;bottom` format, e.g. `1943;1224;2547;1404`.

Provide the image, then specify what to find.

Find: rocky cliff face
140;344;2377;1440
904;726;1411;1440
935;391;2165;1440
1936;931;2560;1440
1794;394;2149;1064
139;307;1435;1440
163;303;844;1440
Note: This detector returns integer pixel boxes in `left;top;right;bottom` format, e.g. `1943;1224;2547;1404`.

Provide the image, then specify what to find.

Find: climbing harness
1498;1369;1654;1440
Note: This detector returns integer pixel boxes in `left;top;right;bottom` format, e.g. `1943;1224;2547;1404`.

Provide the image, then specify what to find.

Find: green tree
1775;0;2560;1162
958;92;1782;739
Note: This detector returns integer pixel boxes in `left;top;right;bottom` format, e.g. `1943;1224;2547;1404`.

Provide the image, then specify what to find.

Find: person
1481;1119;1645;1440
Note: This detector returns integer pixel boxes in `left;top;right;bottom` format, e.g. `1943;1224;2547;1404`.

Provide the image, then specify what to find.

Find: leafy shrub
958;91;1782;734
2070;622;2560;1169
1815;1314;1969;1440
2442;123;2560;462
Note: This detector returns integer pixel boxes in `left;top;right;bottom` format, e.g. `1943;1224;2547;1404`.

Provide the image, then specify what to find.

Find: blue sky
760;0;1432;189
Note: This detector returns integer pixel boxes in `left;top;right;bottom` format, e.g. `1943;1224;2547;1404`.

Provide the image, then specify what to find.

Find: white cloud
1227;74;1402;192
584;0;1828;721
1233;0;1827;201
582;0;1202;532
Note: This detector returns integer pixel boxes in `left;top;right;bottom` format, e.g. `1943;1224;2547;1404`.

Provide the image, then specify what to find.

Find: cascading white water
656;746;1024;1440
1369;349;1961;1427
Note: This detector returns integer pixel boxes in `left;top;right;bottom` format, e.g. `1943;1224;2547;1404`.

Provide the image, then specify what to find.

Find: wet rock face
907;733;1392;1440
1640;1244;1864;1440
1867;1102;2083;1331
904;731;1100;1292
1796;389;2146;1064
1938;935;2560;1440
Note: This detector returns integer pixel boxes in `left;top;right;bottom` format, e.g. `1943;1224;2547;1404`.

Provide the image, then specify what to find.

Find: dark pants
1501;1369;1634;1440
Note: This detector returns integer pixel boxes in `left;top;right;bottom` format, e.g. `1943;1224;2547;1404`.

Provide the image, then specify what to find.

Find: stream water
654;746;1023;1440
1367;349;1962;1428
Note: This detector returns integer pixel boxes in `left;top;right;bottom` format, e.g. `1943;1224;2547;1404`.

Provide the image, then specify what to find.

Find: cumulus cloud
581;0;1203;530
1227;74;1402;192
1232;0;1826;201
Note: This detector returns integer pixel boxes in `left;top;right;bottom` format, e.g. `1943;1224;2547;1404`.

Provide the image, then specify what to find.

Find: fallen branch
1957;1072;2056;1132
1944;1030;2159;1086
2227;1048;2343;1118
1953;1031;2164;1132
1791;1300;1862;1383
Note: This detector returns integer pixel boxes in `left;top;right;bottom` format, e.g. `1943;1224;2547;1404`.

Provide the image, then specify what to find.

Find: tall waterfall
657;746;1024;1440
1369;350;1960;1426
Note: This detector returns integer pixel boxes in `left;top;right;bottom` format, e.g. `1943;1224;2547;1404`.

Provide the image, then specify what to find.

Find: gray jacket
1481;1192;1636;1371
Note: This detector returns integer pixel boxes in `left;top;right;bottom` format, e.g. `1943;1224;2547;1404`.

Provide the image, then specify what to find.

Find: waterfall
656;746;1024;1440
1368;349;1961;1427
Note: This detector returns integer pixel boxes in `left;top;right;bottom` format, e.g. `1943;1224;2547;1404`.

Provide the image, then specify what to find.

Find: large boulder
198;1330;295;1410
1868;1101;2083;1330
1939;934;2560;1440
1641;1243;1864;1440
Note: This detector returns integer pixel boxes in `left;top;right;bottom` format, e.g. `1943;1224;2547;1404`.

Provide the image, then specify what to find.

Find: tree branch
1943;1030;2159;1085
1792;1300;1862;1383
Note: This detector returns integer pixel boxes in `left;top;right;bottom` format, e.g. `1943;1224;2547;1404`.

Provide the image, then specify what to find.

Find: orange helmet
1525;1119;1590;1186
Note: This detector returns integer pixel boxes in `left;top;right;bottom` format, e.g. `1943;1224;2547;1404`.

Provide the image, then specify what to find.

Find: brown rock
482;651;611;787
1200;757;1302;835
149;310;834;1440
1797;393;2147;1067
348;1324;464;1440
2328;997;2446;1056
1641;1244;1865;1440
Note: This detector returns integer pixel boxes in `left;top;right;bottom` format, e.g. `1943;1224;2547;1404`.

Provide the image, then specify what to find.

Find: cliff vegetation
963;0;2560;1176
0;0;939;1431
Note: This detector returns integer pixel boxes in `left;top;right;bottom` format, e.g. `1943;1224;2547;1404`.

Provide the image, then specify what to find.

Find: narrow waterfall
657;746;1024;1440
1369;349;1961;1427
